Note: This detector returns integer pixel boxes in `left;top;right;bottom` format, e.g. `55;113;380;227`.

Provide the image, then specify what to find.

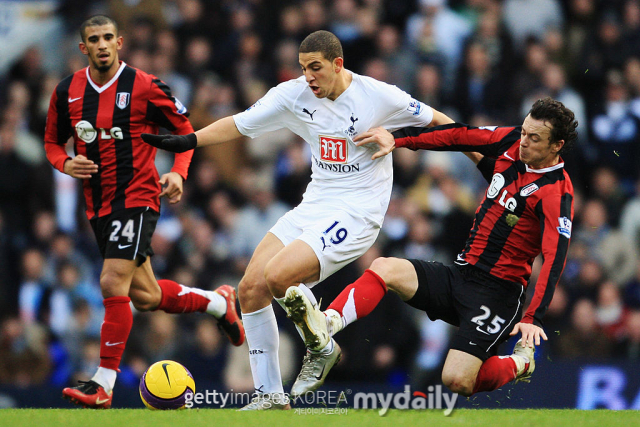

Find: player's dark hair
528;96;578;156
299;30;343;62
80;15;119;42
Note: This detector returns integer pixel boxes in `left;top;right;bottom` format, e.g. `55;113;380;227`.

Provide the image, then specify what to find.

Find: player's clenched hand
141;133;197;153
510;322;548;348
159;171;184;204
354;127;395;160
63;155;98;179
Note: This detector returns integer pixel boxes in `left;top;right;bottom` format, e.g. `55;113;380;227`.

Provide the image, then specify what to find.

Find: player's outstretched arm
141;116;243;153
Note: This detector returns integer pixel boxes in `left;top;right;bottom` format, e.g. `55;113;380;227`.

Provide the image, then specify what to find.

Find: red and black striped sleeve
523;190;573;327
393;124;521;157
146;76;194;180
44;78;73;173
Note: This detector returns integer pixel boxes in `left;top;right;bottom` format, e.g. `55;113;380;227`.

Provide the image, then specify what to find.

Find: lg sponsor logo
75;120;123;143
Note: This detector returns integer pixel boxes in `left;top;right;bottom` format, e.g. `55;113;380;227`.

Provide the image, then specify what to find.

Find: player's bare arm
158;171;184;204
194;116;243;146
63;154;99;179
140;116;242;153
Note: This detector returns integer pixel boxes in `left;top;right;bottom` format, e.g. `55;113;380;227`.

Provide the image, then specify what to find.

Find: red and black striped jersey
44;61;194;220
394;124;574;327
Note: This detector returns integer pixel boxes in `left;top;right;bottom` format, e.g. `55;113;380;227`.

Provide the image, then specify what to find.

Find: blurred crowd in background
1;0;640;396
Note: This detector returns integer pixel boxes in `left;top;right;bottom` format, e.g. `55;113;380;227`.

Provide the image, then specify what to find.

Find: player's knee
263;263;288;298
369;257;403;288
442;371;474;397
238;275;270;309
100;270;130;298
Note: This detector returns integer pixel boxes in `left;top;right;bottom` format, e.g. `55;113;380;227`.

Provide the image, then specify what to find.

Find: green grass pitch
0;409;636;427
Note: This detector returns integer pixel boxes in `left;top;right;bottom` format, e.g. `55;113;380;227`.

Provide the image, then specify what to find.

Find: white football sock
205;290;227;318
310;337;334;355
325;308;345;335
92;367;117;393
242;305;284;395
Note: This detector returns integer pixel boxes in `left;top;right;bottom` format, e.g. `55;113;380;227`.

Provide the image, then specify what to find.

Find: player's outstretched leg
63;380;113;409
156;280;245;346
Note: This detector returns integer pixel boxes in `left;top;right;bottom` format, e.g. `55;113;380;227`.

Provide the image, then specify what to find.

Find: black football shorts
90;206;159;265
406;260;525;361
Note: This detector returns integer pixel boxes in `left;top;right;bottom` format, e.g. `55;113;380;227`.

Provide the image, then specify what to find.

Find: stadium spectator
595;281;629;340
620;178;640;255
452;40;504;123
588;166;628;227
405;0;473;88
177;317;228;385
18;248;51;325
0;317;51;386
44;15;244;409
614;309;640;360
556;298;612;359
573;199;637;286
509;38;549;122
590;70;640;185
502;0;564;52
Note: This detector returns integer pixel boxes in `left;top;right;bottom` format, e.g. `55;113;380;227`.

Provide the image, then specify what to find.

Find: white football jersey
233;72;434;226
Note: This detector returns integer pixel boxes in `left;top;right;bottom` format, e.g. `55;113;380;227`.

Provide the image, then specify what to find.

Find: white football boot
239;393;291;410
511;339;535;383
290;339;342;398
283;286;330;350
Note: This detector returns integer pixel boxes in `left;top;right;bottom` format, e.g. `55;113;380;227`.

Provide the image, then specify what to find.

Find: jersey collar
86;61;127;94
524;160;565;174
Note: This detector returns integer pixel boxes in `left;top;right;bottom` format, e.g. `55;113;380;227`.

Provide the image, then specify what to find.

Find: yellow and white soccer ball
139;360;195;410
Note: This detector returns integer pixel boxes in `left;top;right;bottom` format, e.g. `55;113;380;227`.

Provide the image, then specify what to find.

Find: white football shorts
269;202;380;287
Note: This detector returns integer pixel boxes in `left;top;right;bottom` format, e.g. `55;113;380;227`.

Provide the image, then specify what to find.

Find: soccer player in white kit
142;30;455;409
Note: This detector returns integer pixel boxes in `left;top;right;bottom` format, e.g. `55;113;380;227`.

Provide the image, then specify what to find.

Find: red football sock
472;356;518;394
156;279;210;313
327;269;387;326
100;296;133;371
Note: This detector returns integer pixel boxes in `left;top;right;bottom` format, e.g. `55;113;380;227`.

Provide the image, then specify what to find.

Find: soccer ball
139;360;195;410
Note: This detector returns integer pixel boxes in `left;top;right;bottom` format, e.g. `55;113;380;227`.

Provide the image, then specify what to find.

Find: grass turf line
0;409;637;427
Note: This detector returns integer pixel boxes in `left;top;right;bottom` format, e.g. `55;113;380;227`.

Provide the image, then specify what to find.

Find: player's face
519;114;563;169
80;24;122;73
299;52;340;99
